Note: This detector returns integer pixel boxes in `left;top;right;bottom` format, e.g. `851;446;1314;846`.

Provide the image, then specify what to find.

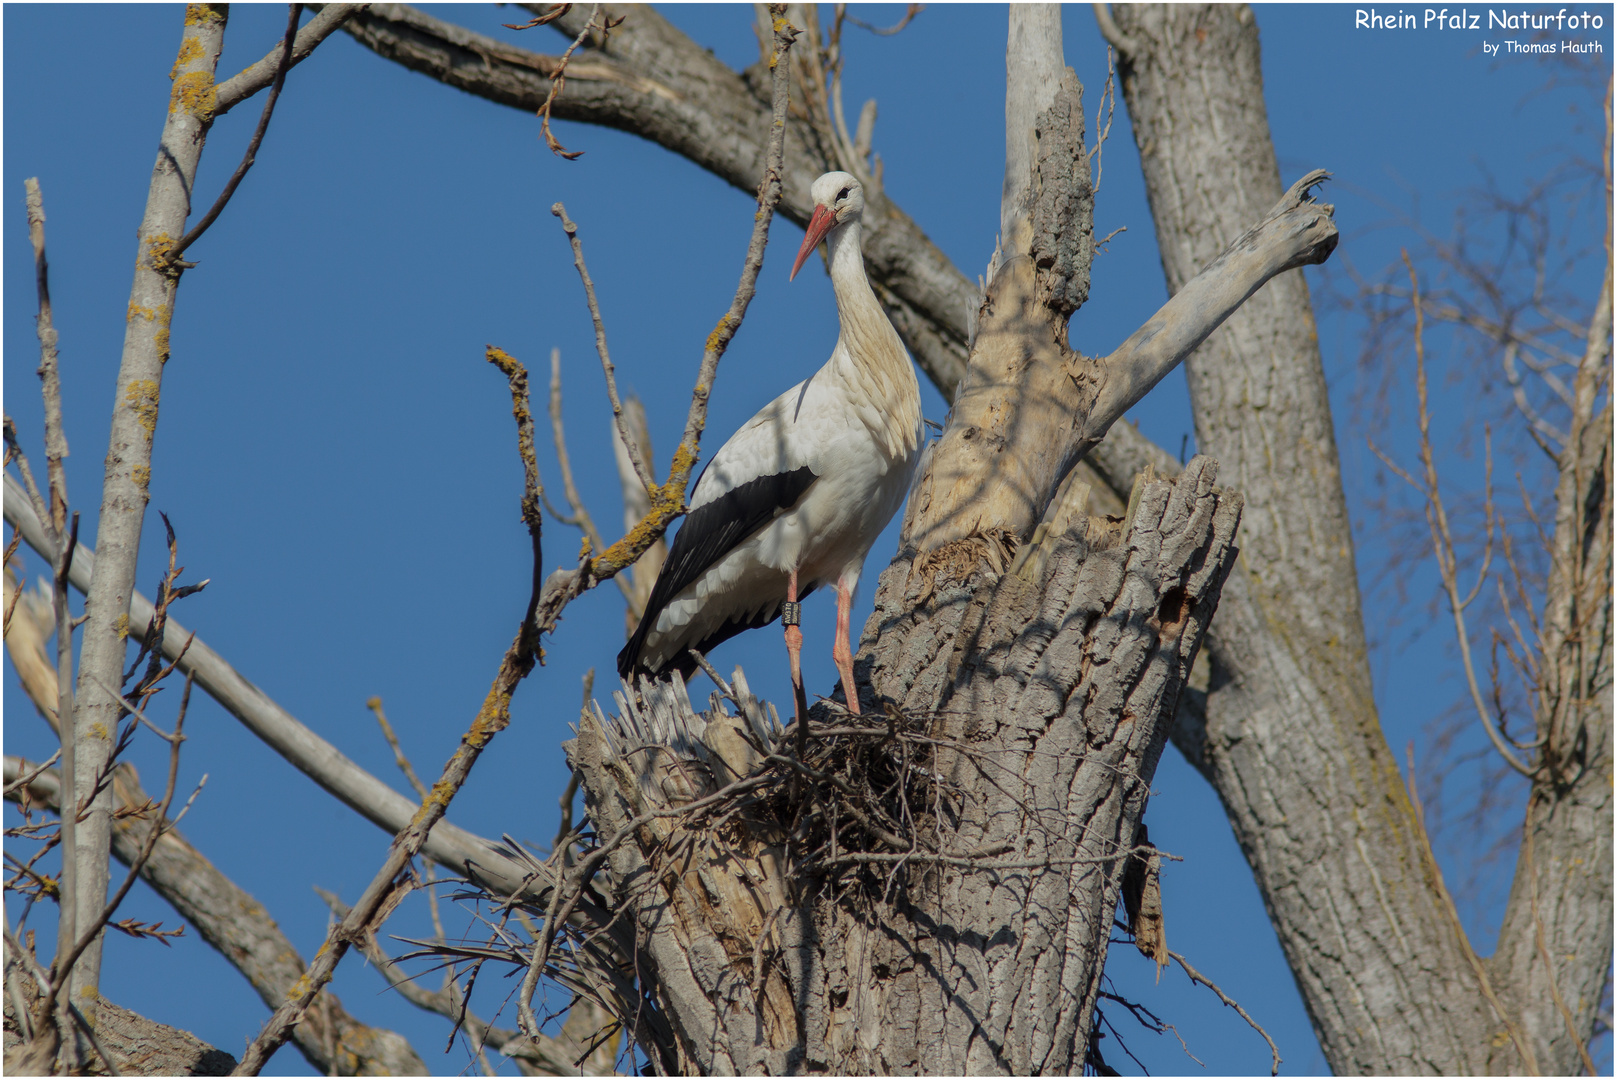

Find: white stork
617;172;923;715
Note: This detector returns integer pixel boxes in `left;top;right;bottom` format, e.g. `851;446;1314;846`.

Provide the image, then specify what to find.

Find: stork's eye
836;186;851;202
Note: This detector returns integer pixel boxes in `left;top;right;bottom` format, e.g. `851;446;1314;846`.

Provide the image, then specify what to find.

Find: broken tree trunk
556;8;1336;1073
571;455;1241;1072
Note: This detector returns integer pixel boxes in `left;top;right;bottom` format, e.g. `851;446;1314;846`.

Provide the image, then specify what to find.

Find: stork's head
790;171;864;281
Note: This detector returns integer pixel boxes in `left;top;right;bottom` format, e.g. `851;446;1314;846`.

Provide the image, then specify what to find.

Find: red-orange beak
790;204;837;281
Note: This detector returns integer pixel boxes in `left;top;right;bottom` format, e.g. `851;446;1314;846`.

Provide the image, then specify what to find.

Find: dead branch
535;5;621;160
551;205;655;494
1166;949;1281;1076
231;346;551;1075
1;755;427;1075
1391;252;1537;778
4;472;573;911
214;4;365;116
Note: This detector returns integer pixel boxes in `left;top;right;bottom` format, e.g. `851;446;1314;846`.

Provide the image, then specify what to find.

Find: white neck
821;215;922;457
824;218;902;370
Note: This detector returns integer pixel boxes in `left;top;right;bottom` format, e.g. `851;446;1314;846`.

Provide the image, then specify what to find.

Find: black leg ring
780;601;801;627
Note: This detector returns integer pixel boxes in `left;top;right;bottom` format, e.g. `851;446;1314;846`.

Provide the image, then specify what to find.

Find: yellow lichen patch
705;314;737;354
170;35;205;79
90;720;111;742
169;70;217;121
128;303;156;324
145;232;175;270
115;613;130;640
132;464;152;492
184;4;225;27
124;379;161;437
665;441;699;486
154;325;171;363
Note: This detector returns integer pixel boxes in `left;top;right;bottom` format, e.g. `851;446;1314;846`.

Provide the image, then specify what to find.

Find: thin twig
25;179;68;535
547;349;635;615
367;696;447;948
367;696;429;801
168;5;304;267
43;676;193;1033
1402;251;1538;778
549;210;655;494
312;886;514;1071
1167;948;1281;1076
553;670;593;859
2;750;62;798
1088;46;1118;198
534;5;620;160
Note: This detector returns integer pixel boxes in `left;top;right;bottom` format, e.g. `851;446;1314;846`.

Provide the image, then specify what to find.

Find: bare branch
1090;4;1142;58
544;350;607;551
1166;949;1280;1076
4;473;572;911
1401;252;1538;779
3;754;427;1075
168;5;304;266
67;6;228;1028
214;4;364;116
534;5;622;160
24;180;67;536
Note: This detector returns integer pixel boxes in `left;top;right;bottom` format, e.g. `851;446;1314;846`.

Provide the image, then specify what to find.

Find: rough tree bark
557;8;1338;1073
5;958;238;1077
575;455;1242;1073
1099;5;1611;1074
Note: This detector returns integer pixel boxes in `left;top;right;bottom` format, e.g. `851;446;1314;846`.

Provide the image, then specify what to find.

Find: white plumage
619;172;923;713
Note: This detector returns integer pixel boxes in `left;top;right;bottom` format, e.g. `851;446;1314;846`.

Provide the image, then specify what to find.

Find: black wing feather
618;465;818;678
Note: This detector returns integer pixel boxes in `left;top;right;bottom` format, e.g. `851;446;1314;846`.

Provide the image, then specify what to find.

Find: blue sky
4;4;1610;1074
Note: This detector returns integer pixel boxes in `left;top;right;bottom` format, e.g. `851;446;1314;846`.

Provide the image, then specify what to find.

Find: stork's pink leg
784;570;809;756
833;578;861;714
